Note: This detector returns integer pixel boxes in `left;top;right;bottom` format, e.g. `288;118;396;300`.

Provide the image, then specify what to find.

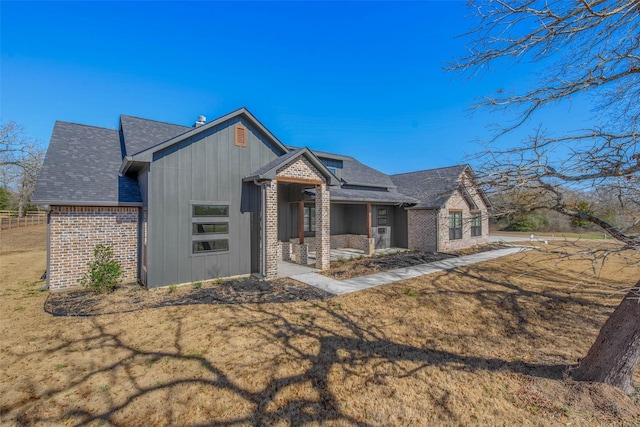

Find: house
32;108;490;291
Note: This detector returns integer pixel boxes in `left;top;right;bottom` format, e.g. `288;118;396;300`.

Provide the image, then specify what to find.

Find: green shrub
505;213;549;232
80;244;123;292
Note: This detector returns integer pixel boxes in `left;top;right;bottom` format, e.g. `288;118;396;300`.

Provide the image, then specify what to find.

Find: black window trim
190;201;230;255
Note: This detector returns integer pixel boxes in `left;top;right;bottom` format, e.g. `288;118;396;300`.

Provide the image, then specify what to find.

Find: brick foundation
290;234;373;254
48;206;139;291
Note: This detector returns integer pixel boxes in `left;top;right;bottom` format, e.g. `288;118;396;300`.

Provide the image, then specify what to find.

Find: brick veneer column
315;183;330;270
264;180;279;279
48;206;139;291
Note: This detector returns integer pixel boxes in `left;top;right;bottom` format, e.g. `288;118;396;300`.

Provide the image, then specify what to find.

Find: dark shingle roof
32;121;142;206
289;147;395;189
340;156;396;188
391;165;468;209
120;115;191;157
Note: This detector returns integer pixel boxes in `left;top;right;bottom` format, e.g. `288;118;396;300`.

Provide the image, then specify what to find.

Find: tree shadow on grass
10;295;577;426
44;277;333;317
21;252;633;425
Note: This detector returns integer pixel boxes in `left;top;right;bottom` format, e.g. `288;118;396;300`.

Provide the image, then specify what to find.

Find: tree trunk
572;281;640;394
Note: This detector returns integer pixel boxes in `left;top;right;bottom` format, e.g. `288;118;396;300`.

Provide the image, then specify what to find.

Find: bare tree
450;1;640;393
15;144;45;216
0;121;45;216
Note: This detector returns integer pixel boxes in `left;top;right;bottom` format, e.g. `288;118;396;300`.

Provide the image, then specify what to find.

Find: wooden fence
0;211;47;231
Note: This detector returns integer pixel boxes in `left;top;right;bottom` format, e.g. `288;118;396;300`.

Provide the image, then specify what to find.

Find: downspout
43;208;51;290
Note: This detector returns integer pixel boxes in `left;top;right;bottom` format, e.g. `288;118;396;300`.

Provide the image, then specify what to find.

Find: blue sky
1;1;594;174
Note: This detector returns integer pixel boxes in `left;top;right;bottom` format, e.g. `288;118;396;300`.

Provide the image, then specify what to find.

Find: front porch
277;246;407;278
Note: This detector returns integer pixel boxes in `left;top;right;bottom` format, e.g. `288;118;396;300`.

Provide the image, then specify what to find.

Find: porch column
298;201;304;244
264;180;279;279
315;183;330;270
366;203;372;238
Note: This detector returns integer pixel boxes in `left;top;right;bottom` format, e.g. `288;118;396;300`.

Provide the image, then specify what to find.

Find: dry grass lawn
1;225;640;426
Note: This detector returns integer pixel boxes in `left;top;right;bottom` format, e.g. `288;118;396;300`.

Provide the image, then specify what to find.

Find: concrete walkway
290;247;526;296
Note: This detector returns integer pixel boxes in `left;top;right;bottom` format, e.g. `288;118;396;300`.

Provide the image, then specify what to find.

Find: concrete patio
278;247;408;278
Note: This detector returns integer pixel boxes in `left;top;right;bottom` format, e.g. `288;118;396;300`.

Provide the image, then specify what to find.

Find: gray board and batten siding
145;117;283;288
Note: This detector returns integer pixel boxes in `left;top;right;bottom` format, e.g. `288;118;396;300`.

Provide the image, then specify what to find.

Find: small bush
80;245;123;292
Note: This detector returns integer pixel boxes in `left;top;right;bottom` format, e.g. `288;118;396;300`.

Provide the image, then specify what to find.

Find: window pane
471;212;482;236
449;211;462;240
378;217;387;225
193;223;229;234
378;208;387;216
193;239;229;253
193;205;228;217
310;207;316;232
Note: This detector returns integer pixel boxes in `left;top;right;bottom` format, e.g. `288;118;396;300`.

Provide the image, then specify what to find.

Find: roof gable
120;115;191;157
127;107;288;163
391;164;475;209
244;147;340;186
32;121;142;206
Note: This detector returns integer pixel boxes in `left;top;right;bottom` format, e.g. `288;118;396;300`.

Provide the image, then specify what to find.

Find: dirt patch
322;243;509;279
2;226;639;426
45;277;332;317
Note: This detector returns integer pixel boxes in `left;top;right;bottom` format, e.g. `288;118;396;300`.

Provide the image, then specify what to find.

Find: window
193;240;229;253
471;212;482;237
192;204;229;254
193;205;228;217
304;206;316;232
193;223;229;234
319;158;343;169
327;167;337;175
377;207;388;226
449;211;462;240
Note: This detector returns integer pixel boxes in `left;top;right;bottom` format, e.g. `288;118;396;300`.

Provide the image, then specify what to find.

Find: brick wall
407;209;438;252
48;206;139;292
292;234;371;252
407;170;490;253
276;156;324;182
438;188;488;252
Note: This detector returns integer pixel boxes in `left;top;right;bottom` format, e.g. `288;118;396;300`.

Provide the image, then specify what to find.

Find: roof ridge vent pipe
193;115;206;127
